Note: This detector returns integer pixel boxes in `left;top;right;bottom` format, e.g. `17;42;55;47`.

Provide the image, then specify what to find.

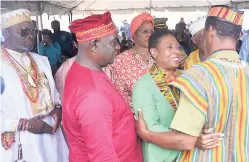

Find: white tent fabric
69;0;249;13
1;0;249;15
2;0;249;31
2;0;249;46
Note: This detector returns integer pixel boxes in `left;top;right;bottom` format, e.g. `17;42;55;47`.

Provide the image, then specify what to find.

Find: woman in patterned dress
109;12;155;110
110;13;187;110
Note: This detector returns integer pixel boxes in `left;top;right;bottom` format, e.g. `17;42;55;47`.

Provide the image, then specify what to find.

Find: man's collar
208;50;240;60
5;48;24;62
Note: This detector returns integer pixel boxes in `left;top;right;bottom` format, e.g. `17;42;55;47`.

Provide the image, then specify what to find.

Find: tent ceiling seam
206;0;212;6
85;0;97;11
73;6;212;12
70;0;85;10
2;0;249;15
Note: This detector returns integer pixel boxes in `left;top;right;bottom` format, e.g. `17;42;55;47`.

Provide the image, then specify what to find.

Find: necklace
8;53;37;87
163;70;181;82
149;64;182;110
133;48;154;69
2;46;39;102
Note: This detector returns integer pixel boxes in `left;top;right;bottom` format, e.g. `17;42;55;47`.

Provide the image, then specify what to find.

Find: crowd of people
0;4;249;162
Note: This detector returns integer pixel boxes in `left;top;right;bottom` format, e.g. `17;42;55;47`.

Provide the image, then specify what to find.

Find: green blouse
132;73;179;162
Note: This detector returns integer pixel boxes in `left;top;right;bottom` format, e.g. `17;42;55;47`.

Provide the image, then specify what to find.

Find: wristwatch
55;104;62;109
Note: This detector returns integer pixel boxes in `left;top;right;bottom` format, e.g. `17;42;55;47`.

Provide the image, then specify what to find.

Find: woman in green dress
132;29;221;162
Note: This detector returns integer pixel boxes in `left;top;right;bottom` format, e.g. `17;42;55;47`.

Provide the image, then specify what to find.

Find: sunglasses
19;28;38;37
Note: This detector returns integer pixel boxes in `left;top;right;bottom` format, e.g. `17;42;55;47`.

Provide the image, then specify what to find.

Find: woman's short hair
149;29;174;49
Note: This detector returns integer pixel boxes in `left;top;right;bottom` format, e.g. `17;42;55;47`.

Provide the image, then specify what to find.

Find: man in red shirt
62;12;143;162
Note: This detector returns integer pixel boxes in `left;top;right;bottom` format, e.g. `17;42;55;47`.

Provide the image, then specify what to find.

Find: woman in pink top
55;56;76;97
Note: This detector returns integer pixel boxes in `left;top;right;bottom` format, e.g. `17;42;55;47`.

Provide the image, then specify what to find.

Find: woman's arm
132;78;170;132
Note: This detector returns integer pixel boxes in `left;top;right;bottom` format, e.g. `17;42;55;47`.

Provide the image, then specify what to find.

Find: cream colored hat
189;12;207;36
1;9;31;29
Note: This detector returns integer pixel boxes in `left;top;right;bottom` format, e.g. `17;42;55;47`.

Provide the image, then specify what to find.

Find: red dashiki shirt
62;61;143;162
109;50;152;109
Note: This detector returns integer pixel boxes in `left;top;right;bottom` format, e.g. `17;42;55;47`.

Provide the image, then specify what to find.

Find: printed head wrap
130;12;154;39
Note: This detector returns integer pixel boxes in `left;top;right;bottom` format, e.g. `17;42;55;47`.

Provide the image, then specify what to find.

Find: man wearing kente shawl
184;13;207;69
135;5;249;162
0;9;68;162
170;6;249;162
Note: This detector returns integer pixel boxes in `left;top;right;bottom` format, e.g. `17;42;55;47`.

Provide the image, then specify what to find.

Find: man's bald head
78;33;120;67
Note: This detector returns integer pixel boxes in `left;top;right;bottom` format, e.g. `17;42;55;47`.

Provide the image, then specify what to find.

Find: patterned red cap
69;11;117;42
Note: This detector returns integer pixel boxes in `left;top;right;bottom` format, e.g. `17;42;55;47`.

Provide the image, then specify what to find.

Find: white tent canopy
1;0;249;16
2;0;249;31
2;0;249;48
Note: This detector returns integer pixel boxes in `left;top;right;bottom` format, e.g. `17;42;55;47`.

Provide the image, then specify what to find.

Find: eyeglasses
137;29;154;35
19;28;38;37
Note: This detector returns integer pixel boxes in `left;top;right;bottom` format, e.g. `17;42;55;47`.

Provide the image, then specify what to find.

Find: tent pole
68;13;71;24
39;14;43;30
150;0;152;14
37;2;43;30
68;10;72;23
71;11;73;22
36;13;40;53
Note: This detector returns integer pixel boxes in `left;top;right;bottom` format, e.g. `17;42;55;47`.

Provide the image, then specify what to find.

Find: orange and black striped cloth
208;5;244;26
149;64;182;111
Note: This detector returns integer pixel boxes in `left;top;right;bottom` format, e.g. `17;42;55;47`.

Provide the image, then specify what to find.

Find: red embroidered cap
69;11;117;42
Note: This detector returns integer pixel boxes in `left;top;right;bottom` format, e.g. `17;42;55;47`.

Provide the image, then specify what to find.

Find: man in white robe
0;9;68;162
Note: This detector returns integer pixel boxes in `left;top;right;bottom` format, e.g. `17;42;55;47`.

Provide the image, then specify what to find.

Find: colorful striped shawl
169;51;249;162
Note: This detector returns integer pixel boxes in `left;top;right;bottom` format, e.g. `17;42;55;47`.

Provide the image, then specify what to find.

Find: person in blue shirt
120;20;131;40
51;20;73;58
239;33;249;63
39;29;62;76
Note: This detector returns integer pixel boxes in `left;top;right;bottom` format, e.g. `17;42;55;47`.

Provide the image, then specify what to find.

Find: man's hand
135;109;150;142
49;107;62;134
196;128;224;149
27;116;53;134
